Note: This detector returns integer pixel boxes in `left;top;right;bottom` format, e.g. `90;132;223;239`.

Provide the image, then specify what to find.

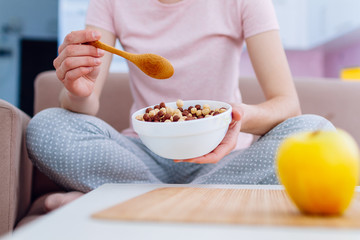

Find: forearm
59;88;100;115
240;95;301;136
240;30;302;135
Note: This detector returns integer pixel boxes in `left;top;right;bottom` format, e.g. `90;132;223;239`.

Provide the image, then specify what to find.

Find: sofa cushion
34;71;133;133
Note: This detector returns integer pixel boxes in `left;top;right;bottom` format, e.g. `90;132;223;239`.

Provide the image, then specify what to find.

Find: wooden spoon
87;40;174;79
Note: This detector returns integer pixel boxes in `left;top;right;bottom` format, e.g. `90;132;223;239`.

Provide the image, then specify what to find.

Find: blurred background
0;0;360;116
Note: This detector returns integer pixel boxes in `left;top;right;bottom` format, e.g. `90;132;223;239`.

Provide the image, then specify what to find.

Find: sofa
1;70;360;235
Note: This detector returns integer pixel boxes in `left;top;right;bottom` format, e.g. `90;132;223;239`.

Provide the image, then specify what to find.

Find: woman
26;0;333;212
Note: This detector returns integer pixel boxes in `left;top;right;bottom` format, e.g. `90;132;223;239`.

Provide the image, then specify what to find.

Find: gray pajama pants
26;108;334;192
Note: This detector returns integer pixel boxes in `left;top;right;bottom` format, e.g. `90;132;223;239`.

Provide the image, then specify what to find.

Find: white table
3;184;360;240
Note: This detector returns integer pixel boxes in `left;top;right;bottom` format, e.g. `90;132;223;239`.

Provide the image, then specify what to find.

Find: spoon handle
87;40;133;60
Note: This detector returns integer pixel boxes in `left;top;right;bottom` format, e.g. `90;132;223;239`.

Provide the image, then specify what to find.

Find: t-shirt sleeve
85;0;116;35
241;0;280;39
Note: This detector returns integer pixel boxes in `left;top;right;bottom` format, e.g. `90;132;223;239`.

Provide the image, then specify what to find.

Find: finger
231;109;242;121
63;67;95;83
174;139;229;164
224;120;242;142
227;109;241;128
177;145;228;164
58;30;101;54
62;68;96;97
175;121;242;164
174;151;221;164
54;44;104;69
57;56;102;81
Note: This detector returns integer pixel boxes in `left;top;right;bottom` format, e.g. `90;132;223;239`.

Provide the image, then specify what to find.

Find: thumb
229;109;242;128
231;109;242;122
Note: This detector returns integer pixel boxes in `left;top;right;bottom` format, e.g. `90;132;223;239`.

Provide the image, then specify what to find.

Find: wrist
235;103;256;133
60;88;99;115
64;89;88;101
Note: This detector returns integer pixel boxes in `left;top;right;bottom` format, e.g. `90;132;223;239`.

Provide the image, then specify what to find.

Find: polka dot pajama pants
26;108;335;192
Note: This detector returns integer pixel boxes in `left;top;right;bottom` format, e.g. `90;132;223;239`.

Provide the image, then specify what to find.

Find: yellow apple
276;129;360;215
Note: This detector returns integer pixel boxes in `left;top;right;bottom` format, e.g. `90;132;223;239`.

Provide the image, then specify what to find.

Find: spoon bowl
88;41;174;79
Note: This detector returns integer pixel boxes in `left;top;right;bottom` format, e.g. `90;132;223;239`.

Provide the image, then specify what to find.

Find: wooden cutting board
92;187;360;228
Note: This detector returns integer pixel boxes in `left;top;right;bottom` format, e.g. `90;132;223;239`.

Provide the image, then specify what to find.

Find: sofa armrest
0;100;32;235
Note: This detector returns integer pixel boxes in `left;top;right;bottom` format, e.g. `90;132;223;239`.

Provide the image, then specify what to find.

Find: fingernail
97;49;105;56
92;31;100;39
94;58;101;64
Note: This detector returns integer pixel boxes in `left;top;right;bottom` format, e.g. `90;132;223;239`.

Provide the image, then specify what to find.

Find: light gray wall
0;0;58;39
0;0;58;106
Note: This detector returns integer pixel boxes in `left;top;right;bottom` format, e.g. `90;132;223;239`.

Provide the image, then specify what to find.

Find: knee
27;108;70;140
286;114;335;131
264;114;335;139
26;108;71;160
27;108;70;132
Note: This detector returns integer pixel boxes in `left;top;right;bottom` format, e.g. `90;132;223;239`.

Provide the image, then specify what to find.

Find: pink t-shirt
86;0;279;149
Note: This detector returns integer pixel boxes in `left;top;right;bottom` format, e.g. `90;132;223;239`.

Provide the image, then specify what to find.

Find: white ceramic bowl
132;100;232;159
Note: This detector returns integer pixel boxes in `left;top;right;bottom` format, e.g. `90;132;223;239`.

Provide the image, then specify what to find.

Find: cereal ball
191;107;197;115
136;115;143;121
219;108;227;113
160;102;166;109
203;104;210;109
164;119;171;123
163;113;171;121
149;110;156;117
176;99;184;108
157;110;165;118
202;108;210;116
143;113;151;121
196;110;202;117
154;114;161;122
195;104;201;110
173;115;180;122
160;107;167;114
154;105;160;110
166;106;174;115
174;109;182;116
182;110;189;116
146;107;153;113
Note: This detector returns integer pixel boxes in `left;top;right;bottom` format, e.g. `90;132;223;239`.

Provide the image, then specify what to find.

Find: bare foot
16;191;84;229
44;191;84;212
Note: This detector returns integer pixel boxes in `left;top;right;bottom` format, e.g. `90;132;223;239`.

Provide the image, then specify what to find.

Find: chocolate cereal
136;99;228;122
